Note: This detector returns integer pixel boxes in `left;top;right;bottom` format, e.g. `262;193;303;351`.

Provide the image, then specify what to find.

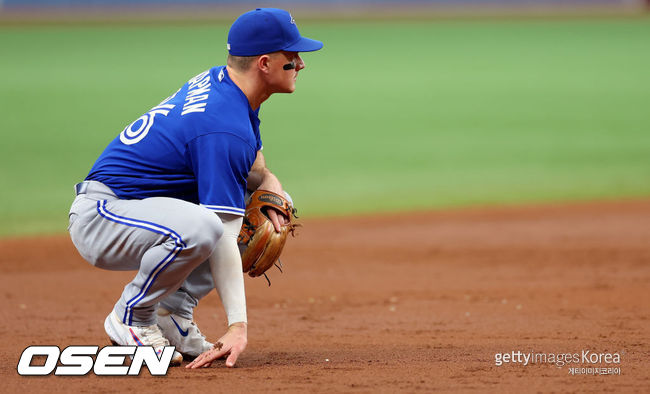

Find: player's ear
257;54;271;73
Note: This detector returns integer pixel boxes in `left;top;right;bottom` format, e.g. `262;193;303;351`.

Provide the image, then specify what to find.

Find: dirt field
1;199;648;392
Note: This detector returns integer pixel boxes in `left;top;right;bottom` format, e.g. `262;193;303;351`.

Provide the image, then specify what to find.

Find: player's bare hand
186;322;247;369
266;208;289;233
258;172;284;196
258;173;289;232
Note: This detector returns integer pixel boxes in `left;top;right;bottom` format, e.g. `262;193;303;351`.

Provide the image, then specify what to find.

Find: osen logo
17;345;176;376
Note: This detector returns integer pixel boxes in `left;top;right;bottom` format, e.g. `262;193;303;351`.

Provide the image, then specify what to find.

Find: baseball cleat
104;311;183;367
157;308;213;360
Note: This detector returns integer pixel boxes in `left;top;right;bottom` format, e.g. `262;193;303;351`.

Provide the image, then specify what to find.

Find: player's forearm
246;166;272;191
210;213;247;325
246;151;283;194
246;150;267;191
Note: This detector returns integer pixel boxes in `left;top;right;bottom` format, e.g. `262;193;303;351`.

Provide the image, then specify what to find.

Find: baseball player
67;8;322;368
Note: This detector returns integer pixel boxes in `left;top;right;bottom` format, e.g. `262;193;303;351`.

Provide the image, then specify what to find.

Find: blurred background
1;1;649;236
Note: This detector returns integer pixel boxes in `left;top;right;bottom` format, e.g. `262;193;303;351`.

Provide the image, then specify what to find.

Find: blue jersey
87;66;262;216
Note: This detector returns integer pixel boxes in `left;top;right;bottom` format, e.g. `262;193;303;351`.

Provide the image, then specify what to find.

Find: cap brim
283;36;323;53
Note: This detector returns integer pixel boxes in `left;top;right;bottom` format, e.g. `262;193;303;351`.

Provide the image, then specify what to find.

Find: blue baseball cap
227;8;323;56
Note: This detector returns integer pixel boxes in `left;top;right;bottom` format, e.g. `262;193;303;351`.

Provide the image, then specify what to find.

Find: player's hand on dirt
186;322;247;369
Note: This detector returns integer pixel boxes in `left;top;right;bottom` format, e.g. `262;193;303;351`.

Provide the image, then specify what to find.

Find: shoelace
137;325;171;348
187;321;208;341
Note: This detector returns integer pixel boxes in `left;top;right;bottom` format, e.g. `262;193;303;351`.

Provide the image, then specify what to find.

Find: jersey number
119;103;175;145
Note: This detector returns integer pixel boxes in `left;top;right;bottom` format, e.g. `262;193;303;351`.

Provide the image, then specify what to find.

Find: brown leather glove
237;190;297;281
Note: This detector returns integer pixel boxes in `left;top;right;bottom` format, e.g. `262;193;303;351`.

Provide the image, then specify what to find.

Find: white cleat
157;308;213;360
104;311;183;367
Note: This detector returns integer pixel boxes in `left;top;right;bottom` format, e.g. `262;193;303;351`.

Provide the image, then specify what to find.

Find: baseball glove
238;190;297;284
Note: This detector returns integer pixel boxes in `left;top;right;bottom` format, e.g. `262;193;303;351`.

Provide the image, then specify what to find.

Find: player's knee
184;213;223;260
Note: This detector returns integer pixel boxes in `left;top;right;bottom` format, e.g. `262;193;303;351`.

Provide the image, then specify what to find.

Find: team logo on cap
289;14;295;24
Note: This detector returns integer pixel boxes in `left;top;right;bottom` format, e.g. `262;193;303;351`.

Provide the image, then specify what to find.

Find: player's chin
278;84;296;94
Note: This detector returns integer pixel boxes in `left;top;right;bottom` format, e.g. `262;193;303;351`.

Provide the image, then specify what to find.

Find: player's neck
227;66;271;111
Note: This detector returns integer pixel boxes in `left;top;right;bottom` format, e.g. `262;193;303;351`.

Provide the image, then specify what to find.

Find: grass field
1;17;649;236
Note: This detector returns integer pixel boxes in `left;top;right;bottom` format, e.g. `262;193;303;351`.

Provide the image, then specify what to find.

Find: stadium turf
1;17;649;235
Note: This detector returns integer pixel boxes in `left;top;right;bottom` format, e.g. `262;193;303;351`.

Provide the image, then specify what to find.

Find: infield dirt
1;199;648;392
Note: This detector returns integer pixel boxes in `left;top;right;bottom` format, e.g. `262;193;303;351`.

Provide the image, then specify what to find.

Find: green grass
1;17;649;236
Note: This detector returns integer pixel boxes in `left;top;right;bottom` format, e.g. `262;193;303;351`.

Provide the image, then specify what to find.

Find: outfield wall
0;0;645;6
1;0;647;22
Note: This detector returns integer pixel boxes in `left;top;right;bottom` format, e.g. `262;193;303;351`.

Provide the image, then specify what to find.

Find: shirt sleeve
209;213;247;325
186;132;256;216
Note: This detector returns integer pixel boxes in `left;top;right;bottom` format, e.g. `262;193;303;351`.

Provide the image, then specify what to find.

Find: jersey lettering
182;71;211;116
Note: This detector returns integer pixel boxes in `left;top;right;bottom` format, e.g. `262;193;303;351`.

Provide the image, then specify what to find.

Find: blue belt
75;181;91;195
